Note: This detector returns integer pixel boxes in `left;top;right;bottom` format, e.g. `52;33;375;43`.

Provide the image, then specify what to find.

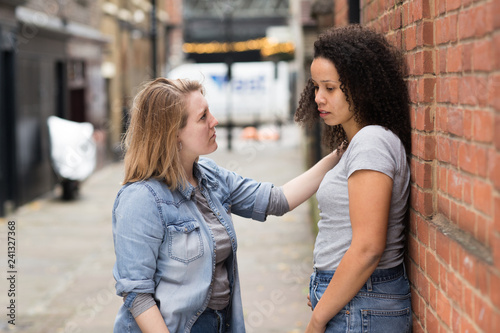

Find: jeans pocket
361;307;411;333
167;220;204;263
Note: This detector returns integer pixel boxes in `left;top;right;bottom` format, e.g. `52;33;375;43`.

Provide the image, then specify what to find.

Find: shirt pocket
167;220;204;263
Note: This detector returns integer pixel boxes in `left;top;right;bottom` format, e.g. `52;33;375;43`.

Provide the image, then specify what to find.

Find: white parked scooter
47;116;96;200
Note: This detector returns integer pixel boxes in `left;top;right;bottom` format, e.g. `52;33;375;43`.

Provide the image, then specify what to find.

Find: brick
437;193;450;219
447;44;462;73
416;132;436;161
447;169;463;200
436;0;446;15
448;108;463;136
495;0;500;29
429;276;438;311
408;78;418;104
459;76;480;106
473;40;493;72
494;34;500;70
417;214;430;246
436;107;448;132
417;77;436;103
475;146;488;178
436;229;450;263
437;164;447;192
463;285;475;319
473;110;494;143
463;109;473;140
426;250;440;283
494;233;500;267
462;174;473;204
461;252;477;287
495;196;500;233
458;8;475;40
450;138;459;167
458;205;475;237
473;179;492;215
475;214;490;247
437;290;452;328
409;234;420;264
458;142;477;174
491;151;500;190
450;200;459;226
436;77;459;104
489;74;500;111
425;307;439;332
461;317;478;333
462;42;474;72
491;270;500;308
421;21;434;46
475;4;493;37
406;25;417;51
423;50;434;74
474;296;493;333
416;106;434;132
474;261;489;298
450;240;462;274
438;48;446;74
415;160;433;189
452;308;462;332
446;0;461;11
476;77;489;107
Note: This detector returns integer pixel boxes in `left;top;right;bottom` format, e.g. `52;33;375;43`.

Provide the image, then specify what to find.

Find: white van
167;61;291;126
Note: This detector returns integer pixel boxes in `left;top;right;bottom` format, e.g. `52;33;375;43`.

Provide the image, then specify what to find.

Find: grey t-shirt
313;125;410;271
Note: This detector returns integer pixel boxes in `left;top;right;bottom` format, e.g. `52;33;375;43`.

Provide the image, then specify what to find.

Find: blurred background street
0;124;317;333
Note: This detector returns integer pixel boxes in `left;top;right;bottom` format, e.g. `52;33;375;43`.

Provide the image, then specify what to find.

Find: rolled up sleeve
112;183;165;299
251;181;273;221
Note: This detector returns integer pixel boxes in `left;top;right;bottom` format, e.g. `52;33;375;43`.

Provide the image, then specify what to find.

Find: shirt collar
177;162;209;199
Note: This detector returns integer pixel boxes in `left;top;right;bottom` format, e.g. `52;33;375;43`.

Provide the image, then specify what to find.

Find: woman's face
177;90;219;160
310;57;360;138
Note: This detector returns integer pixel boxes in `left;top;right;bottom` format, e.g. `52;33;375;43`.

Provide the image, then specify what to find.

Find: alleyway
0;124;316;333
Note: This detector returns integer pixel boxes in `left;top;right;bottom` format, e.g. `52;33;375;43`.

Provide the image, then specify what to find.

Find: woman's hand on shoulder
325;140;348;169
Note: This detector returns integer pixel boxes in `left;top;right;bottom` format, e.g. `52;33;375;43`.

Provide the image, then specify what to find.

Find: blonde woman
112;78;343;332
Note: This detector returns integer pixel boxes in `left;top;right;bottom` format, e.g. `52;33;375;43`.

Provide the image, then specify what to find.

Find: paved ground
0;124;316;333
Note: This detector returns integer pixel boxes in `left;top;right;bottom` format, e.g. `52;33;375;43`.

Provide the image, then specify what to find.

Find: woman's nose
314;91;324;105
210;114;219;127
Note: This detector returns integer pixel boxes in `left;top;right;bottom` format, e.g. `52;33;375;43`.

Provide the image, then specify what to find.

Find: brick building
303;0;499;331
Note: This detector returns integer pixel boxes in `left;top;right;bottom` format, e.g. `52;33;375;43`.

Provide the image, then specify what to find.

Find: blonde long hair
122;77;203;189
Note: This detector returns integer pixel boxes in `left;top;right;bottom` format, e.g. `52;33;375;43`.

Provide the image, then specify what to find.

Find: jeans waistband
313;262;406;285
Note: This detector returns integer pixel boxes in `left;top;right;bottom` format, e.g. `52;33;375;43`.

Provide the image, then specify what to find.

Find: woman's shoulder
117;178;173;202
351;125;401;148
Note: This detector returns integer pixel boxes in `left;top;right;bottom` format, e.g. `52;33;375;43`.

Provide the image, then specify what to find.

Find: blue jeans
191;306;231;333
309;263;412;332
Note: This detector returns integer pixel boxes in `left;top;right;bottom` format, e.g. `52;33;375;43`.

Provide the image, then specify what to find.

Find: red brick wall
327;0;499;331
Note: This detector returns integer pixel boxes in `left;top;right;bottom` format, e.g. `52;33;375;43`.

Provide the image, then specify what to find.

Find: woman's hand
307;294;312;309
282;145;346;210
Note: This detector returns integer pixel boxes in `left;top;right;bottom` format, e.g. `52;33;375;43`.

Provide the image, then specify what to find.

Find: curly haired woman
295;25;412;333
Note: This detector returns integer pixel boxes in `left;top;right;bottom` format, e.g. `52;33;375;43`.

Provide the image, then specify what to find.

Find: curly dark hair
295;25;411;155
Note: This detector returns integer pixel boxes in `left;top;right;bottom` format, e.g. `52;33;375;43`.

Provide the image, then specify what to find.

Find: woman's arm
135;305;170;333
305;169;393;333
282;149;343;210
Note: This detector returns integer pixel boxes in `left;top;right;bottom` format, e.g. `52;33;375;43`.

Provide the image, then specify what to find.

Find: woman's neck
181;157;198;187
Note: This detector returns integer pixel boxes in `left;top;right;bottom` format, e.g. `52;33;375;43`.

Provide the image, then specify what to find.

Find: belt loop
366;275;373;291
403;262;408;280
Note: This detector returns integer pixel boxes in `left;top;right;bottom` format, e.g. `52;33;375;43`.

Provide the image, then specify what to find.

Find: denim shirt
112;157;273;333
